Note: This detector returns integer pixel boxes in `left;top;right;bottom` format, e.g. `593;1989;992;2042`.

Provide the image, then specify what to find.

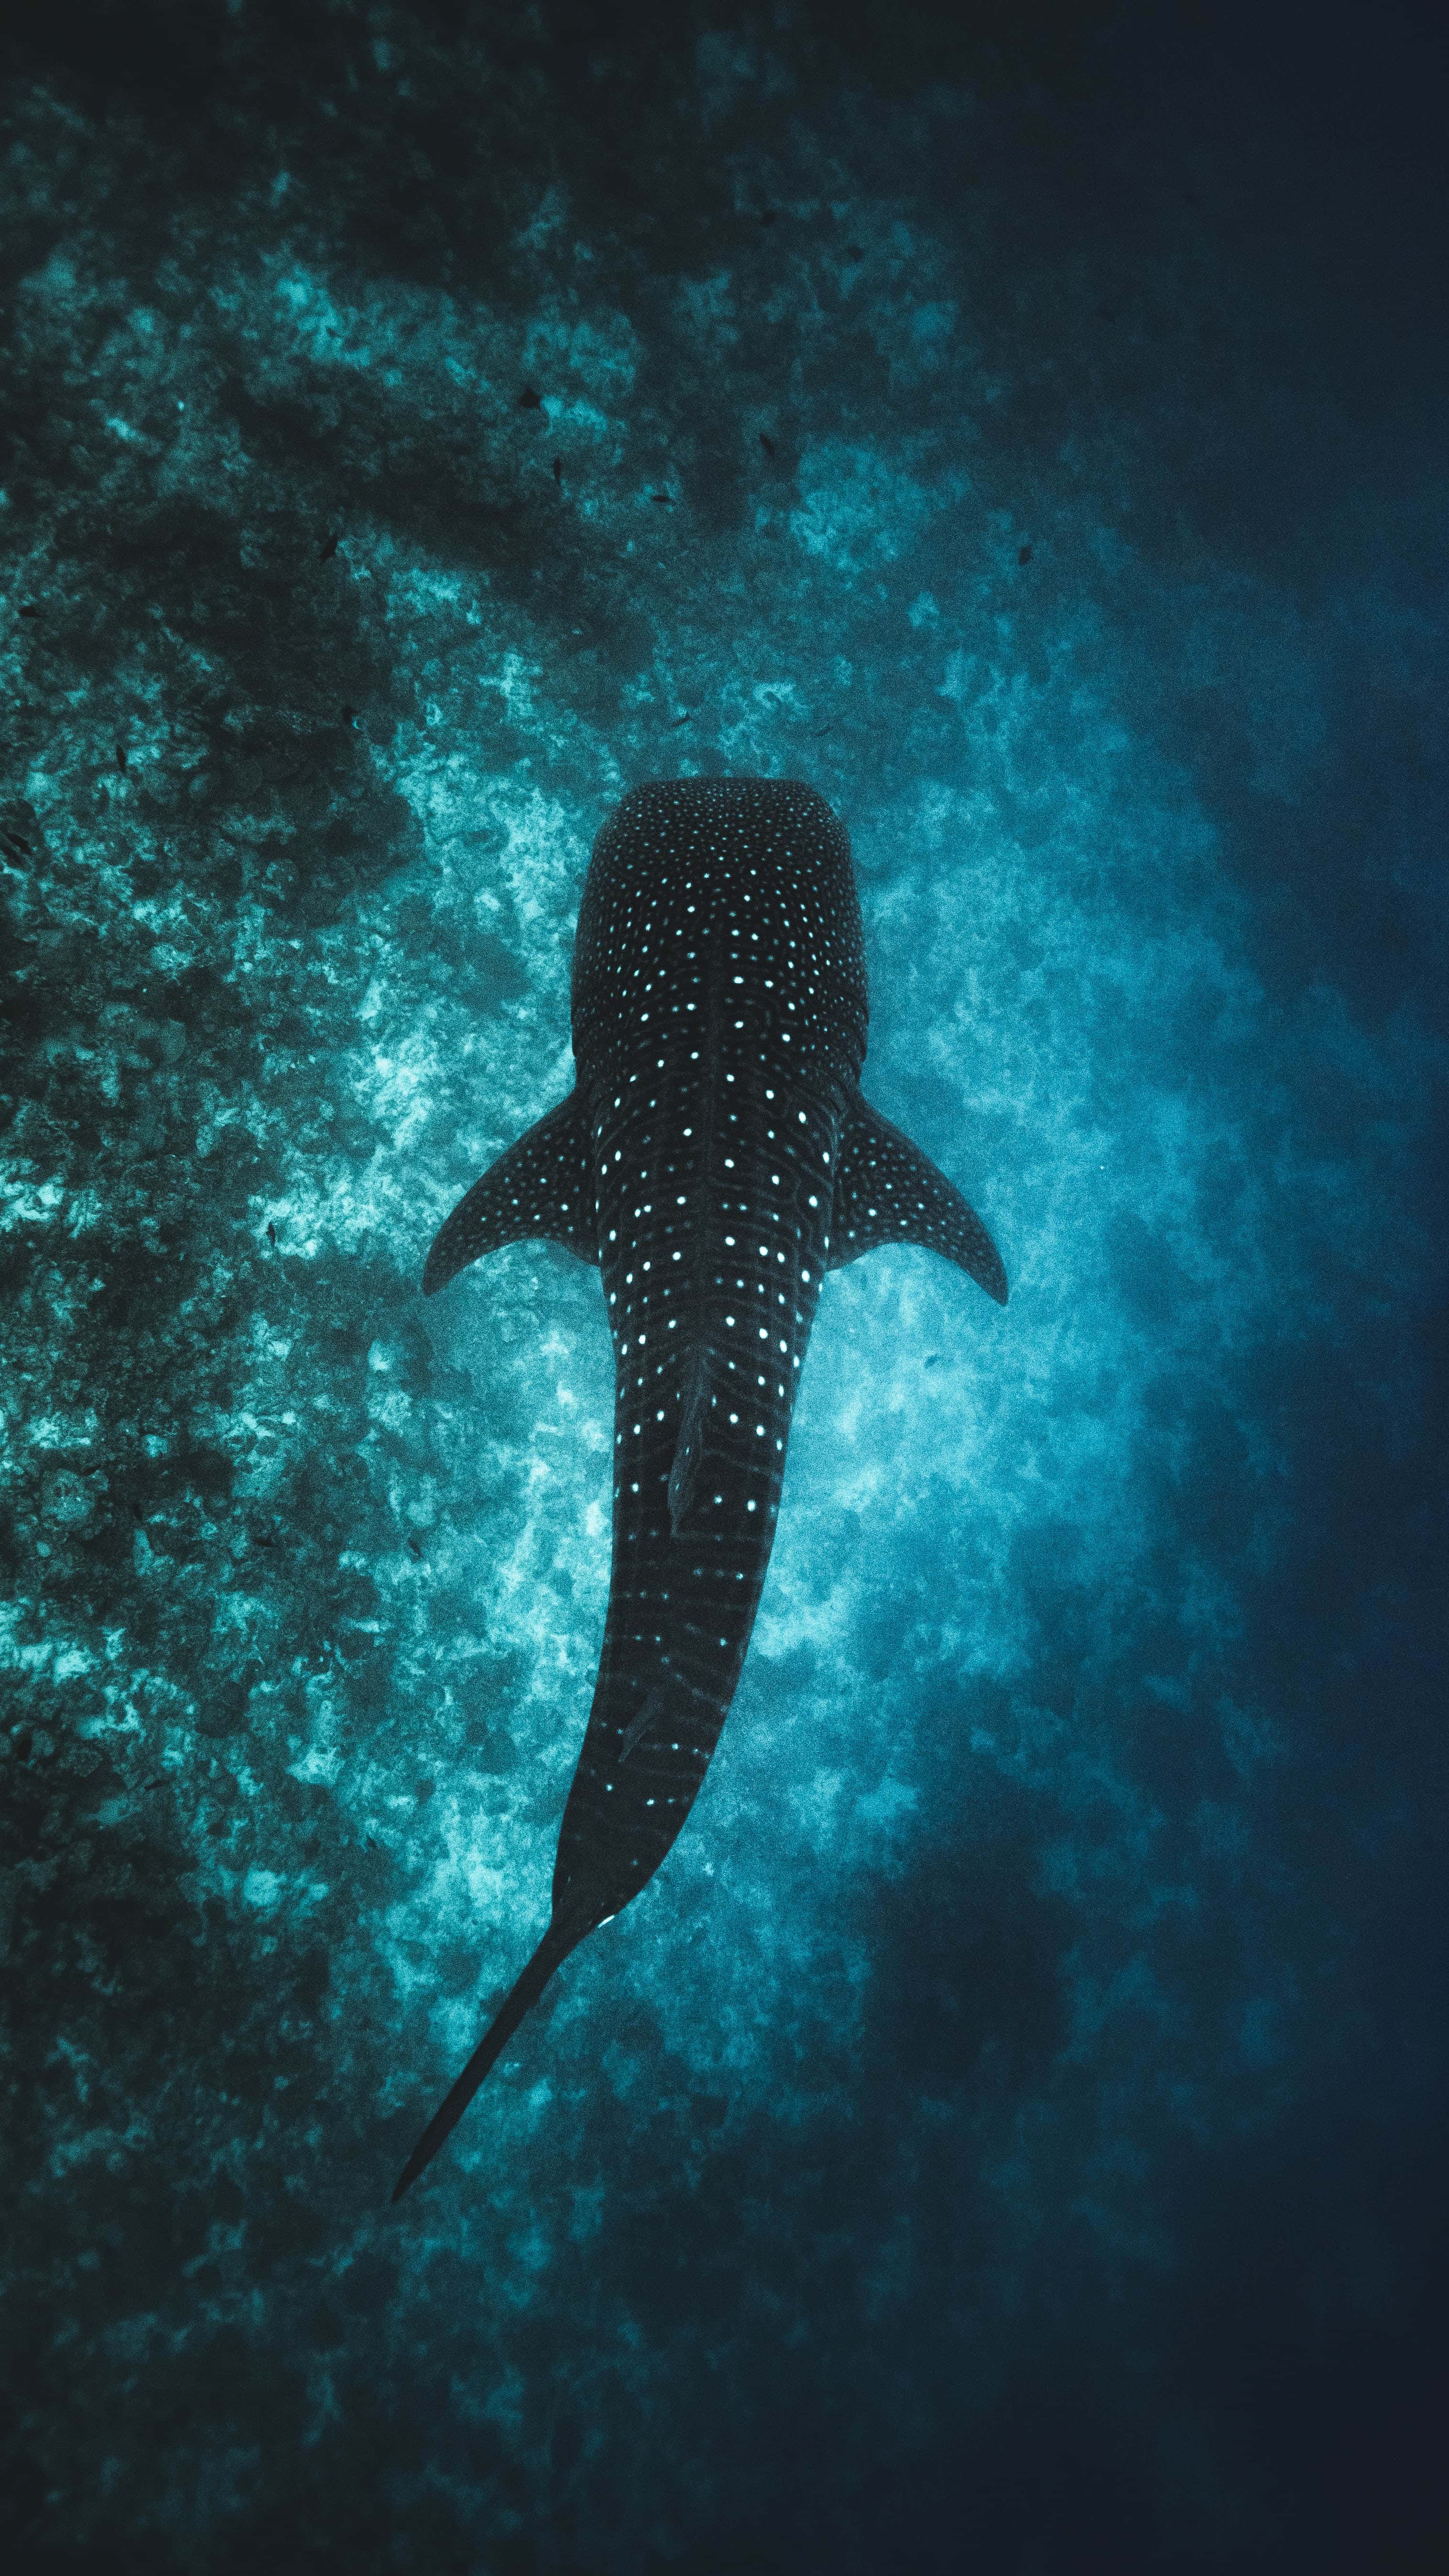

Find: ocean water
1;5;1444;2570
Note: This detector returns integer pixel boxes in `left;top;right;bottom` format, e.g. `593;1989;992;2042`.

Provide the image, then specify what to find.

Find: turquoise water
2;5;1445;2569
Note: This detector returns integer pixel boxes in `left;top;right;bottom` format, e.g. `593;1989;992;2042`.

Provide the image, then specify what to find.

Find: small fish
1018;545;1032;566
407;1536;423;1560
673;712;693;728
517;385;543;411
552;457;564;486
759;433;776;458
115;743;128;771
651;491;673;506
341;703;356;724
267;1221;277;1245
0;820;36;862
319;532;341;563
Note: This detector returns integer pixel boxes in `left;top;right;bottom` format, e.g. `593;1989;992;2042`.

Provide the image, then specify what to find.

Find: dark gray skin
391;776;1006;2200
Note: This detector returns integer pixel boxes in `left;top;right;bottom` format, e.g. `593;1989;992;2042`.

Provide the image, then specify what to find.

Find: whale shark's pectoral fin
423;1088;598;1294
827;1086;1008;1304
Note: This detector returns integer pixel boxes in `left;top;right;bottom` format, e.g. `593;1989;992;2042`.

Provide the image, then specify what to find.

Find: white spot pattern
555;778;866;1915
422;775;1005;1939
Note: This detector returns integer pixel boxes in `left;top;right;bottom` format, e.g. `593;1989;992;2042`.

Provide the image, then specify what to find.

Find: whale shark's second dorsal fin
828;1085;1008;1304
423;1089;598;1295
617;1684;666;1766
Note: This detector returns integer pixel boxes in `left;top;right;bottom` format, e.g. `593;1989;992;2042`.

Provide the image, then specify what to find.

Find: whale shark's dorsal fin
667;1340;716;1535
828;1085;1008;1305
423;1089;598;1295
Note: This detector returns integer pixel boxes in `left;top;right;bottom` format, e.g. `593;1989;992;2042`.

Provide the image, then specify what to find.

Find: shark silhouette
391;777;1006;2199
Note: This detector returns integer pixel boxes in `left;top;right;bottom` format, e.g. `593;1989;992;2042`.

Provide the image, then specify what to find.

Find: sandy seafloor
1;3;1445;2569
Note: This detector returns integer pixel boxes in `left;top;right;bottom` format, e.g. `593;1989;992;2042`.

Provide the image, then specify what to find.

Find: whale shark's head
571;774;869;1093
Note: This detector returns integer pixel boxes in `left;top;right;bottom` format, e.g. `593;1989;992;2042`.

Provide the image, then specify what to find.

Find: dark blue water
2;5;1444;2569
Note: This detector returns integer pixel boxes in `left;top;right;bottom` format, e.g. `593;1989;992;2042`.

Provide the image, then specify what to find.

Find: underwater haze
1;2;1445;2569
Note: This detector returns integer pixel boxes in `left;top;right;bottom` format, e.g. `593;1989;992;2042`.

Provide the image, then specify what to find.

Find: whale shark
391;776;1007;2199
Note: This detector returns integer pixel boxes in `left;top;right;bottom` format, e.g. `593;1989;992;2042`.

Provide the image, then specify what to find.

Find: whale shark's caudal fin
827;1085;1008;1305
667;1340;715;1536
422;1088;598;1295
391;1906;595;2201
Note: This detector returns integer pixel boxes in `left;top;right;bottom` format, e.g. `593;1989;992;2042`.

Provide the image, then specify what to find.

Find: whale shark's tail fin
390;1905;593;2202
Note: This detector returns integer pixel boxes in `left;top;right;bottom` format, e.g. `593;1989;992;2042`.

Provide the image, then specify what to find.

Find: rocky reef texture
1;3;1445;2570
